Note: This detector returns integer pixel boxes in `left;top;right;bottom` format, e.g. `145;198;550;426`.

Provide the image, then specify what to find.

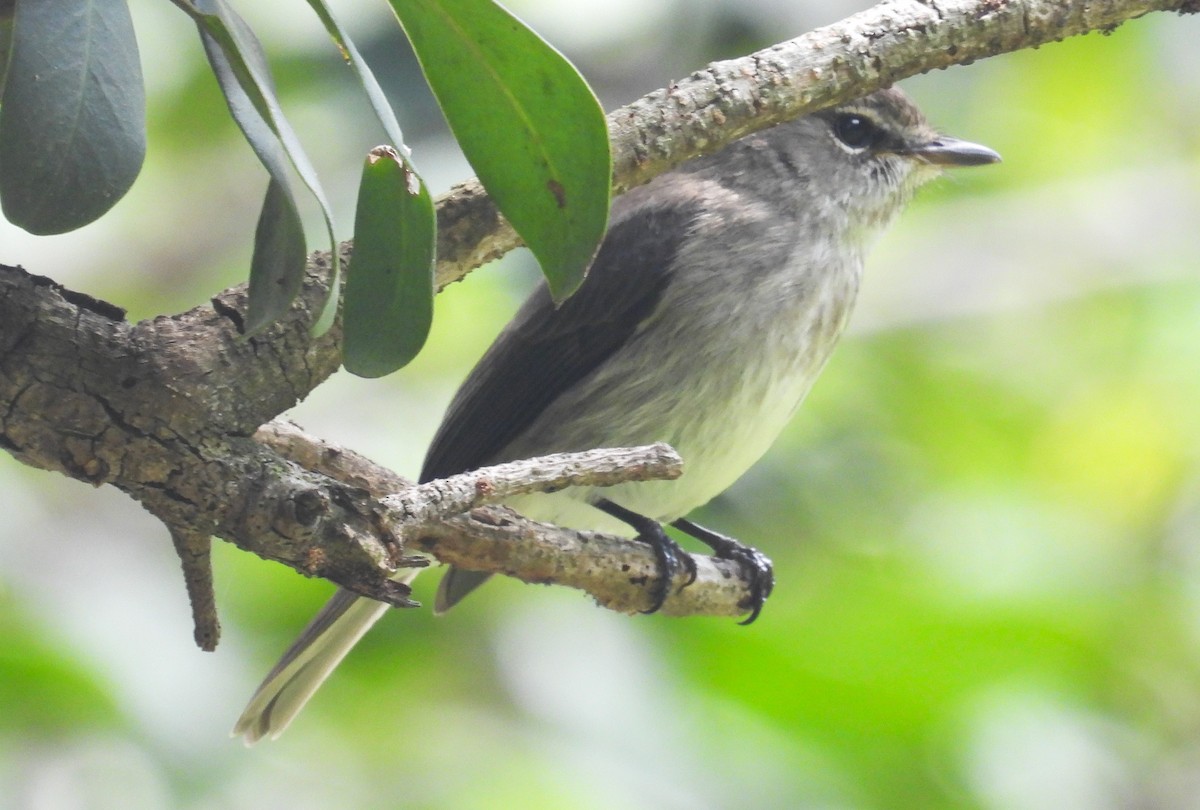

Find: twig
382;443;683;533
169;528;220;651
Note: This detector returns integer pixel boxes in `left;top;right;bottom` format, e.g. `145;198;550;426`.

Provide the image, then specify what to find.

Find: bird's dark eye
833;113;879;150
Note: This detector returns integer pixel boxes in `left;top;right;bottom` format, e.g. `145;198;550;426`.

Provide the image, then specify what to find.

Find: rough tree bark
0;0;1194;649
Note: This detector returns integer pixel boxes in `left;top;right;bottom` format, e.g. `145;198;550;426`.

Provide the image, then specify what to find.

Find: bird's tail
232;570;419;744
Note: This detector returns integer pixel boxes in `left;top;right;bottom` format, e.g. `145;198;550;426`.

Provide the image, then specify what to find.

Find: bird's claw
641;532;698;614
723;543;774;625
671;518;773;624
595;498;698;615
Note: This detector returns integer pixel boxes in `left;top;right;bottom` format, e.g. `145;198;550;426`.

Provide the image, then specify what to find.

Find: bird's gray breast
503;181;864;528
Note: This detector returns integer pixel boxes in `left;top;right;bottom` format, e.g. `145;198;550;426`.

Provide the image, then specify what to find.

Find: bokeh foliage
1;1;1198;808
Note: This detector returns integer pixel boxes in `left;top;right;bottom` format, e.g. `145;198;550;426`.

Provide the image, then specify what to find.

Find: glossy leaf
343;146;437;378
386;0;610;300
304;0;434;342
174;0;339;332
0;0;145;234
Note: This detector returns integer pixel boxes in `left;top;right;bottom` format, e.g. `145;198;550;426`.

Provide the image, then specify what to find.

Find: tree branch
432;0;1196;289
256;421;753;617
0;265;745;622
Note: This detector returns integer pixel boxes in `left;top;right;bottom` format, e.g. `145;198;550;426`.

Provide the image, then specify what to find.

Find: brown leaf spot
547;179;567;209
367;144;400;165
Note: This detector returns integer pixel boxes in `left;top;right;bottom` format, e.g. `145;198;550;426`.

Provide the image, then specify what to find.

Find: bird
233;86;1000;743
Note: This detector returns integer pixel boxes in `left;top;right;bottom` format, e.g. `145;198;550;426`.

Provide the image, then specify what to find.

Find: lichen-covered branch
0;263;409;610
413;512;754;618
257;421;754;617
0;267;750;630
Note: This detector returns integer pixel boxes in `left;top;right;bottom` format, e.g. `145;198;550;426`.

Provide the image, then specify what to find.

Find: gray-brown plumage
233;87;999;743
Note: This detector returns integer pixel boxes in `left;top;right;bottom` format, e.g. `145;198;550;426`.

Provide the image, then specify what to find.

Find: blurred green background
2;1;1199;808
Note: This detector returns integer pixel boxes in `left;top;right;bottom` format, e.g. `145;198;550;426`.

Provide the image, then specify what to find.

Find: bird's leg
671;518;774;625
596;499;698;613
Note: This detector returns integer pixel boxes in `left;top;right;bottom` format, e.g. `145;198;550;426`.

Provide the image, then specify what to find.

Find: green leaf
173;0;339;333
304;0;437;340
386;0;610;300
0;0;145;234
343;146;437;378
248;179;308;332
303;0;409;151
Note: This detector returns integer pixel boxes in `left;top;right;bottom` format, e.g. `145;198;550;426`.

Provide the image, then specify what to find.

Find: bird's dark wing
419;186;703;483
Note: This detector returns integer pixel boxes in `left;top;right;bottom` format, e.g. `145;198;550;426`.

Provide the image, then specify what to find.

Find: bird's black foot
597;499;697;613
672;518;774;624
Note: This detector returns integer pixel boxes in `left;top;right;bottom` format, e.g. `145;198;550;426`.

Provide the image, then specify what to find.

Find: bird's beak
903;137;1001;167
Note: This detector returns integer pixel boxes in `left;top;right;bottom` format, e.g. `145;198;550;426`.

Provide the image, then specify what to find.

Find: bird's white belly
504;354;820;534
